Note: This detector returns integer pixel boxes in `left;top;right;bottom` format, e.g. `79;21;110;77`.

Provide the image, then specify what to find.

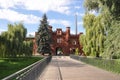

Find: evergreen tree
36;14;51;55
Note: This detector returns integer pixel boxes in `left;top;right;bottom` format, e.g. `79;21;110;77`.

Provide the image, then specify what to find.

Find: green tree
84;0;99;11
84;0;120;20
75;48;79;55
82;0;120;58
80;13;105;57
22;41;33;57
81;14;96;56
0;23;32;58
103;21;120;59
0;35;7;57
36;14;52;55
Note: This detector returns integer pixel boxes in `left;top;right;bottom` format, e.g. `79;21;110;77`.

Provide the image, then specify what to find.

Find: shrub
70;55;120;73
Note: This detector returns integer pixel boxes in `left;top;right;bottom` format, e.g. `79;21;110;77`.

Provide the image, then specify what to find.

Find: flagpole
75;13;77;35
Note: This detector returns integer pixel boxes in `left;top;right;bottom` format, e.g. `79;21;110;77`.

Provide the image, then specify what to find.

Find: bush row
70;55;120;74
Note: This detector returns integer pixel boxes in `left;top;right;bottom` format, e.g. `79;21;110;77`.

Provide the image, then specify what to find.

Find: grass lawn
0;57;43;79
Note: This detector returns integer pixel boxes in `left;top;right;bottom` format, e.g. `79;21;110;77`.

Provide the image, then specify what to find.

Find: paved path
37;56;120;80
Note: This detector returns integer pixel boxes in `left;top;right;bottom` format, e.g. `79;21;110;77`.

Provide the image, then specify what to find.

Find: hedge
70;55;120;74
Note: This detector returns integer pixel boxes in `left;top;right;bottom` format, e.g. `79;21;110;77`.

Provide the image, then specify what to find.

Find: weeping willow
0;23;32;58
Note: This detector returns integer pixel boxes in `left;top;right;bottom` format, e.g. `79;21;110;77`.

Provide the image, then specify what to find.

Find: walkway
37;56;120;80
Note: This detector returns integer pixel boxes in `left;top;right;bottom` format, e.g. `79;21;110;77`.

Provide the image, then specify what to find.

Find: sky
0;0;92;36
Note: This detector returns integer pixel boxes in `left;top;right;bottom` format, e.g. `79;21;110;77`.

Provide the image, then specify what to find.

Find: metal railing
2;56;52;80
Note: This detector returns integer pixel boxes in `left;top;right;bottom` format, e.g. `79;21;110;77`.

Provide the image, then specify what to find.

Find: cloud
0;0;72;15
27;32;35;37
24;0;71;15
71;30;75;34
75;6;81;9
78;21;83;25
75;12;85;17
0;0;16;9
78;13;85;17
49;19;70;27
0;9;40;24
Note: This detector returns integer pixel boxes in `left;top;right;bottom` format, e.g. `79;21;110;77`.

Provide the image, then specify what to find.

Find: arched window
72;40;76;45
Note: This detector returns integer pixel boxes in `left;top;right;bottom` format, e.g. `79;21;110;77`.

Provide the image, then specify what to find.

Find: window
72;40;76;45
57;38;62;43
57;31;62;35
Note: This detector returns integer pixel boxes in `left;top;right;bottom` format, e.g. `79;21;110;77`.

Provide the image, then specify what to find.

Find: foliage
103;21;120;59
36;14;52;55
0;57;42;79
84;0;99;11
22;41;33;57
84;0;120;20
80;0;120;58
80;14;105;57
75;48;79;55
0;23;33;58
71;55;120;74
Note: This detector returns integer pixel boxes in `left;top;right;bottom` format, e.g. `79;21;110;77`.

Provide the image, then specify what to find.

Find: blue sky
0;0;91;36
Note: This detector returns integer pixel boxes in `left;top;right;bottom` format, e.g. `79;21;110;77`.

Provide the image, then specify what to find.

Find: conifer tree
36;14;51;55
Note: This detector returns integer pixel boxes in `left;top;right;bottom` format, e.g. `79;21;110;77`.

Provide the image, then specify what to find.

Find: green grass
71;55;120;74
80;58;120;74
0;57;43;79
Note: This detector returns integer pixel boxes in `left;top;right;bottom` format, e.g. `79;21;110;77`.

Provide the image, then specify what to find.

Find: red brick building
31;26;83;56
27;26;83;55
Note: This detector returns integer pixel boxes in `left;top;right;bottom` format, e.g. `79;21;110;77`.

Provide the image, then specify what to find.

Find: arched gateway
27;26;84;55
55;47;63;55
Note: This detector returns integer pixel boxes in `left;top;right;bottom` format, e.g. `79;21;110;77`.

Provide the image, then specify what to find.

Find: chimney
66;27;70;35
49;26;52;31
66;27;70;41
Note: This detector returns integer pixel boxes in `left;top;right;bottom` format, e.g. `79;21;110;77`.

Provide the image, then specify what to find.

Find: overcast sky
0;0;95;36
